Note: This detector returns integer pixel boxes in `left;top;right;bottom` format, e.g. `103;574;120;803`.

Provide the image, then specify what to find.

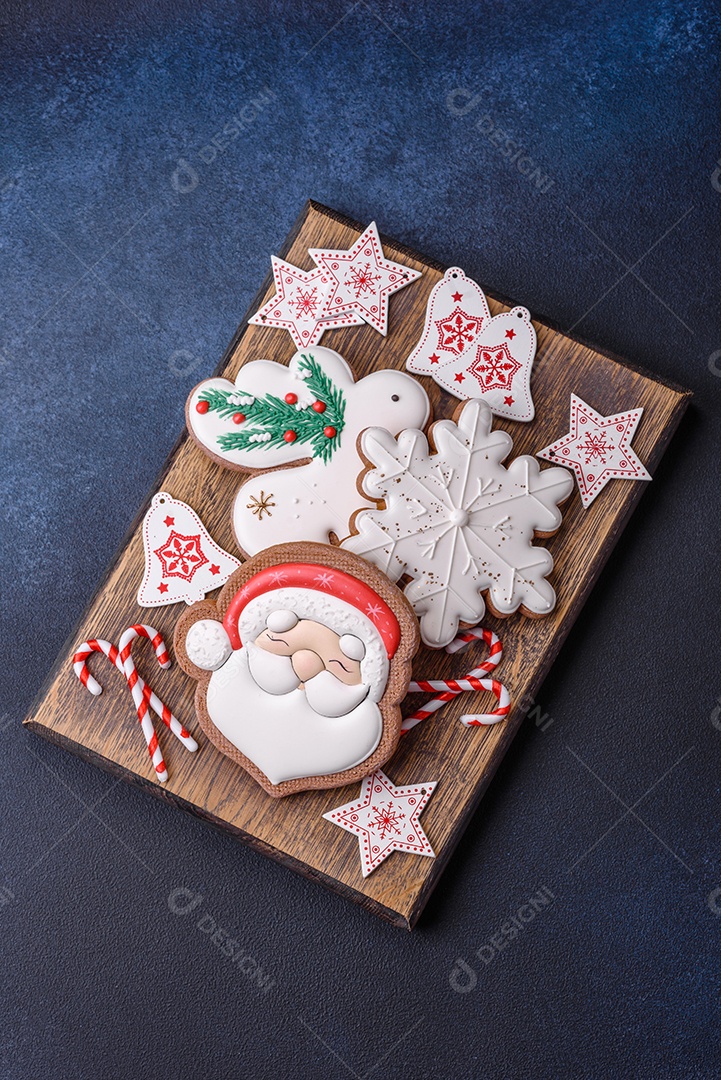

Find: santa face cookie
174;543;419;797
186;347;430;557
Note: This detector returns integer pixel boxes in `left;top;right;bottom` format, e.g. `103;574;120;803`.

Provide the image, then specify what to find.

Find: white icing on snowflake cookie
186;347;431;556
342;399;574;648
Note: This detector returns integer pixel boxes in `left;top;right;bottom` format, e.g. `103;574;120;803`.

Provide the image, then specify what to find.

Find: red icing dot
312;400;326;413
285;392;298;404
195;400;209;414
324;426;337;438
232;413;245;424
284;430;297;443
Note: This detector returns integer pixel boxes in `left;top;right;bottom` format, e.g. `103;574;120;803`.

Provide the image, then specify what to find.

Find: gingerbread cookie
174;543;420;798
185;347;430;557
342;399;574;649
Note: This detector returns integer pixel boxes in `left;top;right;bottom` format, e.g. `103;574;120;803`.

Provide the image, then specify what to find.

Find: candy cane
119;626;198;756
72;632;196;746
402;627;510;733
72;625;197;783
72;639;121;696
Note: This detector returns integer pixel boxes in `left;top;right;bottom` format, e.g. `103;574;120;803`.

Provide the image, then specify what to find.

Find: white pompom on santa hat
185;562;401;703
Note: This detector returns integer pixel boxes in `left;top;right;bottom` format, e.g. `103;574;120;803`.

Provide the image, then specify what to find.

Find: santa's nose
291;649;324;683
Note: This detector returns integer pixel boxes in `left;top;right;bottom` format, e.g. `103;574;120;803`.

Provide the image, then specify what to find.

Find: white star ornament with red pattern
405;266;491;375
536;395;651;508
138;493;241;607
248;256;363;349
434;306;537;422
309;221;422;335
323;769;437;877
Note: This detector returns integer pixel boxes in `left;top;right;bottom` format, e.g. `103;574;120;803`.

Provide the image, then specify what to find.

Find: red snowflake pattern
435;307;485;355
292;286;320;318
468;342;521;391
154;531;209;582
579;432;610;464
369;802;405;840
347;262;381;298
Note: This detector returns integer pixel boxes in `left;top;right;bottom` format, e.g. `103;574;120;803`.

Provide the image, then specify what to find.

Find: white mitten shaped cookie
186;347;430;556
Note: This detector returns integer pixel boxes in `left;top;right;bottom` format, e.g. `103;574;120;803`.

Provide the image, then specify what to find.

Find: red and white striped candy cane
72;638;122;696
402;627;510;733
73;632;197;751
118;626;198;773
73;625;197;783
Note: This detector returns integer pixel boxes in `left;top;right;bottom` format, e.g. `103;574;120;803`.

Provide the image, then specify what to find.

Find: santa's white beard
206;647;383;785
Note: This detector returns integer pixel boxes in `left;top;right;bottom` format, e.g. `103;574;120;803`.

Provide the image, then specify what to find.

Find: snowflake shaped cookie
342;400;574;648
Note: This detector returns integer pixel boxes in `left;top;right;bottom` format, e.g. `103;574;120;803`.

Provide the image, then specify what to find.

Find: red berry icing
195;400;209;414
232;413;245;424
312;400;326;413
283;430;297;443
285;392;298;404
323;426;337;438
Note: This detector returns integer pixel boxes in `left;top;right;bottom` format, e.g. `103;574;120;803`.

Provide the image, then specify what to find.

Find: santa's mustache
246;643;369;719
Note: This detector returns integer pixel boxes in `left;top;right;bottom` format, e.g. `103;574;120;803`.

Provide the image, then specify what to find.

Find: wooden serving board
24;201;691;928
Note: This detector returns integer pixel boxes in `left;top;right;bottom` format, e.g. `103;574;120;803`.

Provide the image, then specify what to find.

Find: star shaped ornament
248;256;363;348
310;222;422;335
536;394;651;508
323;770;437;877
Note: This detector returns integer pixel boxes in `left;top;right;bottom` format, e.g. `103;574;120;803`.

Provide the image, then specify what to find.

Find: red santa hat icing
184;562;402;693
219;563;400;701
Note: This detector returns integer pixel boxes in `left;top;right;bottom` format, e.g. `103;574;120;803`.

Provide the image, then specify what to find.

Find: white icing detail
448;508;469;527
248;432;272;443
246;641;301;695
339;634;366;662
265;609;299;633
206;648;382;784
229;350;430;553
342;400;574;648
227;392;254;406
186;620;233;670
304;669;369;717
236;587;388;701
187;348;430;551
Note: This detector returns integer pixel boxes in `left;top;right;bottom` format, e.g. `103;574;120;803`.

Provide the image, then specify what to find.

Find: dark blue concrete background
2;1;721;1076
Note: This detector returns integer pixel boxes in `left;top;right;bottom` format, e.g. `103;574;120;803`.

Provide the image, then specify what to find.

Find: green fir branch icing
198;354;346;464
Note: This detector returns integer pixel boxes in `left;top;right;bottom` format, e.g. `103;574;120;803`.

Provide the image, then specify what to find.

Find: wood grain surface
24;200;691;928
